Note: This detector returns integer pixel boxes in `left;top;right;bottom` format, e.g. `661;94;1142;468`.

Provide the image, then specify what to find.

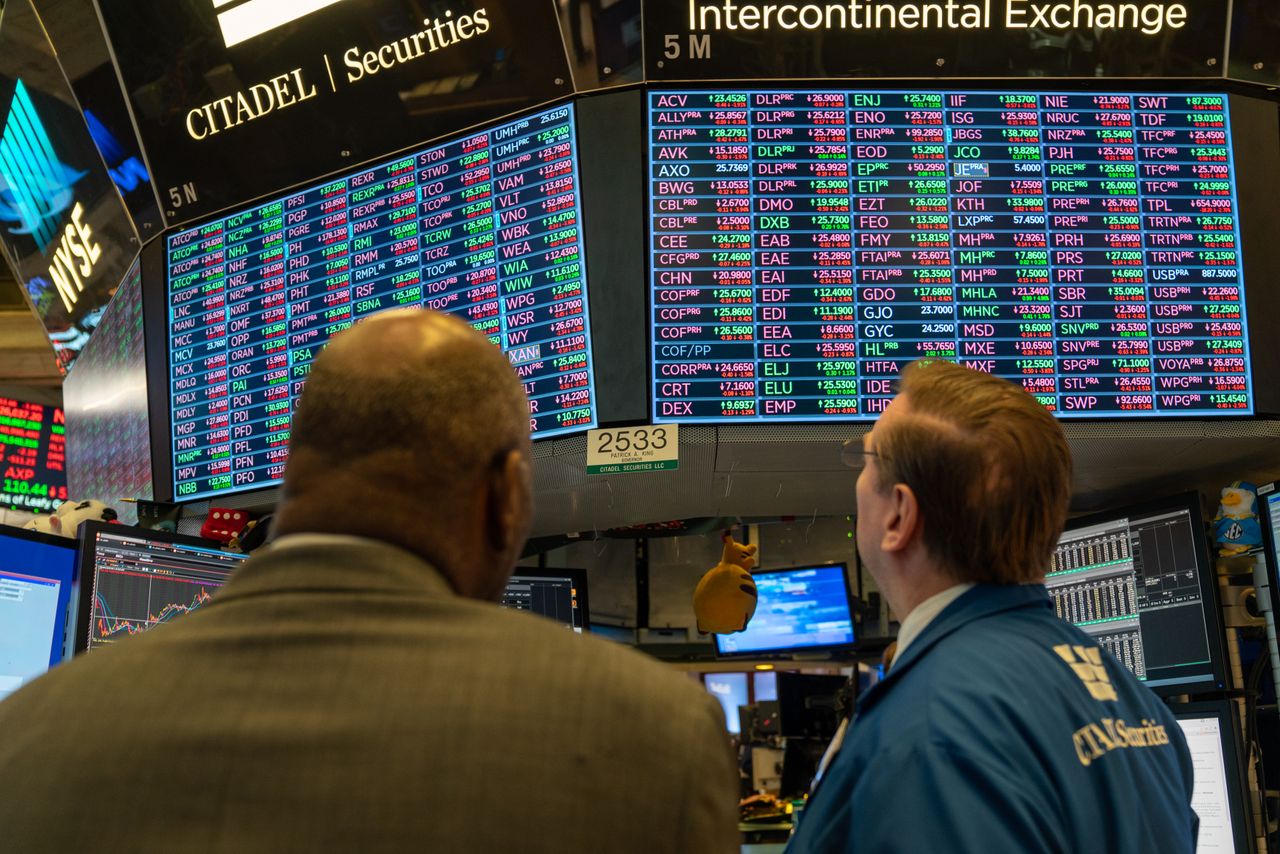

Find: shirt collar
268;533;385;552
217;535;457;601
891;582;975;668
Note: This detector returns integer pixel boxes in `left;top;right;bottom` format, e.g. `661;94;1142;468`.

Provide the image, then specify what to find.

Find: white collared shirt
264;533;382;551
891;582;974;668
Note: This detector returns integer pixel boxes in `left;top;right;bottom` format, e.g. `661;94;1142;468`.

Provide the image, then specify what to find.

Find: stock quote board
649;90;1251;422
167;103;596;501
0;397;67;513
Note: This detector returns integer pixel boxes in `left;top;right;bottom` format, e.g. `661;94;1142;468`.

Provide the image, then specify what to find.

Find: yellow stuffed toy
693;534;759;634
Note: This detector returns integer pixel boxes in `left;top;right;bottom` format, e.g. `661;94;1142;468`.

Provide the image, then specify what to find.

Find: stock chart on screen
167;103;597;501
649;90;1250;422
78;526;245;651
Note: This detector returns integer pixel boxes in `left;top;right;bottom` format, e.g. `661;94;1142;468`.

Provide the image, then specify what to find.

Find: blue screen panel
649;90;1251;422
166;102;597;502
754;670;778;701
715;565;855;655
0;526;76;700
704;671;749;734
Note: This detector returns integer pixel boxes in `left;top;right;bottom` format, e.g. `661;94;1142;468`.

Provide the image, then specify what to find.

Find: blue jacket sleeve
794;741;1063;853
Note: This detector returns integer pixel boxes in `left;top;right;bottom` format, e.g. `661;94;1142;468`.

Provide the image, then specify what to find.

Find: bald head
274;310;533;598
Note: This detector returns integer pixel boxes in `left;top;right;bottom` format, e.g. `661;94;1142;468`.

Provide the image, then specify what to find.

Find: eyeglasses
840;437;886;469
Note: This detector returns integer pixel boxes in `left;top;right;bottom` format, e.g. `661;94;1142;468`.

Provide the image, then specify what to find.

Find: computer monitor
776;673;848;740
703;671;750;735
1048;492;1227;695
500;569;589;633
0;525;77;700
75;521;246;653
1256;482;1280;628
714;564;856;657
1169;701;1252;853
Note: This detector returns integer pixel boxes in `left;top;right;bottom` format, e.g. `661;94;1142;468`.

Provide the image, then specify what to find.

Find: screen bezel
1254;482;1280;632
503;567;591;631
714;561;856;658
73;520;243;654
1063;491;1228;696
1167;699;1254;853
0;523;79;666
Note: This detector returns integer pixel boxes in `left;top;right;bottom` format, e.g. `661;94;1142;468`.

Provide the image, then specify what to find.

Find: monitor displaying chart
75;523;246;652
649;90;1250;422
166;102;597;501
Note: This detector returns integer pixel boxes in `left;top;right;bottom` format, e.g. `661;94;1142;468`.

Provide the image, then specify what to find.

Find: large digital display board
64;258;151;524
167;103;596;501
0;396;67;513
649;90;1251;422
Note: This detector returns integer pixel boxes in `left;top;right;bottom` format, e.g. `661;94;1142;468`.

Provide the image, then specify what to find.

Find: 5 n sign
586;426;678;475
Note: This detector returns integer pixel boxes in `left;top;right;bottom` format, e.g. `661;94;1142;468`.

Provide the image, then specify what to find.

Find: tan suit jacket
0;539;739;853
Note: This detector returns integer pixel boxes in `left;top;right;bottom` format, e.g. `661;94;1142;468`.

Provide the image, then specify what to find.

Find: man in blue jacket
789;361;1197;853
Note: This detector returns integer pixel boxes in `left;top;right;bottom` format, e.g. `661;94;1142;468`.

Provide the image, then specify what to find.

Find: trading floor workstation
2;0;1280;850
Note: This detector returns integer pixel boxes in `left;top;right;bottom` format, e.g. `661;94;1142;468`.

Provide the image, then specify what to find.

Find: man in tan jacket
0;310;739;853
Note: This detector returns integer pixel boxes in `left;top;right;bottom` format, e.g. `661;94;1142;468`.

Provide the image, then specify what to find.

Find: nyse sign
47;203;103;313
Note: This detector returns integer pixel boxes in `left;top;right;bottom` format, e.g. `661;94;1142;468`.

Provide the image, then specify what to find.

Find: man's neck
887;566;961;624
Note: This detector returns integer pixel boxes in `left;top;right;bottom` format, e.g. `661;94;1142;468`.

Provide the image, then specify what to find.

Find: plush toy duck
1213;481;1262;557
693;534;759;634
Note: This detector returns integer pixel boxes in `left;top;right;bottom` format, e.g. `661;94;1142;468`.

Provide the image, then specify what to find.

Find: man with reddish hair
788;361;1196;853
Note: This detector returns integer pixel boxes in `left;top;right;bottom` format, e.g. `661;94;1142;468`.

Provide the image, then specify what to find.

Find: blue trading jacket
787;584;1197;853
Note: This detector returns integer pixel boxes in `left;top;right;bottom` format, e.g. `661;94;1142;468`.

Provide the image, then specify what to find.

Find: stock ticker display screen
649;90;1252;422
0;397;67;513
166;104;597;501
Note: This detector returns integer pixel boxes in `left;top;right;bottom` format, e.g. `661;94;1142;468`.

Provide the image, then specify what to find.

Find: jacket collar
214;537;458;603
860;584;1052;714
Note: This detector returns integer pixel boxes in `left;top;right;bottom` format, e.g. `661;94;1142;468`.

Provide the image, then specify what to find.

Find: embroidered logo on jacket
1053;643;1118;702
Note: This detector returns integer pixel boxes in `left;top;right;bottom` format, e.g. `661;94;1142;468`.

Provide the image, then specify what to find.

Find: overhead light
214;0;350;48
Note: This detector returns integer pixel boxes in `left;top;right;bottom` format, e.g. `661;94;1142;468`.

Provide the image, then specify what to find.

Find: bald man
0;311;739;853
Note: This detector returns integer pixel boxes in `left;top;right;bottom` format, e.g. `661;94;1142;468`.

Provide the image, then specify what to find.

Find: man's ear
487;450;532;553
880;482;921;555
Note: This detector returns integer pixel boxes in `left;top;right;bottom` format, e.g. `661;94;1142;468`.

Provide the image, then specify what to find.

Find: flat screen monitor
704;671;749;734
163;101;598;502
1170;701;1252;853
777;672;848;740
714;563;855;657
74;521;246;653
0;396;68;513
63;257;152;525
1048;492;1226;694
0;525;77;700
500;569;589;633
648;89;1251;423
1257;482;1280;614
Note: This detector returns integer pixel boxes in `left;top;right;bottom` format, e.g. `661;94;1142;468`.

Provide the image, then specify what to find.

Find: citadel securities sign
95;0;571;223
644;0;1228;79
184;8;494;140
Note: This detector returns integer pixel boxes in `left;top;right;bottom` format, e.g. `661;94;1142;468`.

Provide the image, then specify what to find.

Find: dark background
96;0;574;224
